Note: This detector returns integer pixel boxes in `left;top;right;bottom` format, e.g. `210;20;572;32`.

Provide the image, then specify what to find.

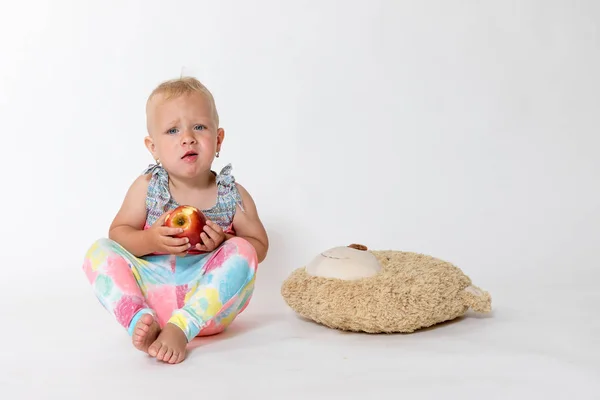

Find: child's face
145;91;224;180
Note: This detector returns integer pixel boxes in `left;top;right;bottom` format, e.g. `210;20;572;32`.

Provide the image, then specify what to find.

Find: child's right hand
145;212;191;256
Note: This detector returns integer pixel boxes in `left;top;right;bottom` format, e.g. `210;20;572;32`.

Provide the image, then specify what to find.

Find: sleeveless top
141;162;244;236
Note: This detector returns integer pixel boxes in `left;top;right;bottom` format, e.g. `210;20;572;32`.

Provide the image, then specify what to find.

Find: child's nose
181;131;197;145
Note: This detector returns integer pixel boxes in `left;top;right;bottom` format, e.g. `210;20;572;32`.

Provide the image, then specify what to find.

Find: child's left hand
196;220;226;252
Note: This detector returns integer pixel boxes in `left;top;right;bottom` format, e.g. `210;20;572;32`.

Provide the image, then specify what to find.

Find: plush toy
281;244;492;333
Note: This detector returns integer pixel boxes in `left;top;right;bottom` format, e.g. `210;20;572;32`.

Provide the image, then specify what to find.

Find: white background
1;1;599;398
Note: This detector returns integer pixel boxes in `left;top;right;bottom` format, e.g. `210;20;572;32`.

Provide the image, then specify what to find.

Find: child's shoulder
137;172;153;185
213;164;258;209
215;163;240;192
123;173;152;198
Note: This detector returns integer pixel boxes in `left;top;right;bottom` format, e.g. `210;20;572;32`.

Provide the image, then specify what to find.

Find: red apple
164;205;207;246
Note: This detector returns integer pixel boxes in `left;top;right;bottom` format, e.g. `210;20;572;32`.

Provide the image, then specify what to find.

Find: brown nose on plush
347;244;367;251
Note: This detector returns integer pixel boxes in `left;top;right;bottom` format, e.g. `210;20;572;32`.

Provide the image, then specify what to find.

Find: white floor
2;277;599;399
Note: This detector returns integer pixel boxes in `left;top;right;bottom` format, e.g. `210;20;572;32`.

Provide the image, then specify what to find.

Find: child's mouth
182;152;198;159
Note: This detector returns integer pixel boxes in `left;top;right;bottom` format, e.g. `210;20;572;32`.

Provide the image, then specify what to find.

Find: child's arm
230;183;269;263
108;174;189;257
108;175;155;257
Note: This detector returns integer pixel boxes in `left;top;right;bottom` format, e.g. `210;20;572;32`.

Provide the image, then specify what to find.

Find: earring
155;158;161;165
216;151;220;158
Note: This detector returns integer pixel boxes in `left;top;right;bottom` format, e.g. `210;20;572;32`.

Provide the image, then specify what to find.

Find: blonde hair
147;76;219;126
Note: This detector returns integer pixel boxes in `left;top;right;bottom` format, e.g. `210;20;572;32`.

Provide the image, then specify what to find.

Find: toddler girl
82;77;269;364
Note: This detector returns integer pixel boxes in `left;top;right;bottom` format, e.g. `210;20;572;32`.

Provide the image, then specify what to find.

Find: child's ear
216;128;225;151
144;135;157;160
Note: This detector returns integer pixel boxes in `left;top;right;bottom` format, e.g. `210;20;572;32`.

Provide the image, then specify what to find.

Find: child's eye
193;124;206;131
167;128;178;134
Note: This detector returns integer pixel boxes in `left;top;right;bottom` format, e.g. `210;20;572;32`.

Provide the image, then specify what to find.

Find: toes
168;352;179;364
162;348;174;362
132;328;147;347
148;341;161;357
156;343;169;360
140;313;154;325
134;326;148;340
136;323;150;333
166;350;185;364
133;314;154;339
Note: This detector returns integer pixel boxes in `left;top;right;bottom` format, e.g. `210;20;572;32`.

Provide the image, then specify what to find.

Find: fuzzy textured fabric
281;248;492;333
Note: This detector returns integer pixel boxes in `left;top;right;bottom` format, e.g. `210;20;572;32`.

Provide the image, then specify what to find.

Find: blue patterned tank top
141;162;244;234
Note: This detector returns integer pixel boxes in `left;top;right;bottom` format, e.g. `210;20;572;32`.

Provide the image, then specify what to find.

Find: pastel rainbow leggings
82;236;257;342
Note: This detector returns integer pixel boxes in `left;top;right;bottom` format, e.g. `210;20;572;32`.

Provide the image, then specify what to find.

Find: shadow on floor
187;312;283;351
294;308;495;336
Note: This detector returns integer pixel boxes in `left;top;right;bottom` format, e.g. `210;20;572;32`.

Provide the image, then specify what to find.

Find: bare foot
148;323;188;364
132;313;160;354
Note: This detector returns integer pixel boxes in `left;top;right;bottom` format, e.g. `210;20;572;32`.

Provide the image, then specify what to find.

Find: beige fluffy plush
281;244;492;333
